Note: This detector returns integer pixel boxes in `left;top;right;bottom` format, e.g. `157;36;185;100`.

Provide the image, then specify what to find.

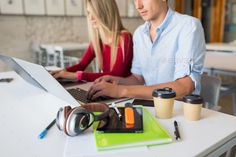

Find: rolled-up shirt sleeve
174;18;206;94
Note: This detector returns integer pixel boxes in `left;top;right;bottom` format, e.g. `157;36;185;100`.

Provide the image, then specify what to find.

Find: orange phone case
125;107;135;125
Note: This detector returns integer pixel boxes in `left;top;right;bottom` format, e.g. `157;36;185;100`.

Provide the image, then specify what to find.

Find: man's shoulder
173;11;201;27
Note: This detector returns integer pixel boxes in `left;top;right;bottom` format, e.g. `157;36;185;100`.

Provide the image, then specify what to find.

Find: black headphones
56;103;109;136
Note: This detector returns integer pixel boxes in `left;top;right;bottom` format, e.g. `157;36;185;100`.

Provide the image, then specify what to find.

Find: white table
206;43;236;52
1;71;236;157
205;43;236;76
40;42;97;71
204;43;236;116
41;42;89;52
204;51;236;75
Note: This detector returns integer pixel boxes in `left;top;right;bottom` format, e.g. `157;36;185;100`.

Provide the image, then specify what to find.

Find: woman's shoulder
121;30;132;36
120;30;132;39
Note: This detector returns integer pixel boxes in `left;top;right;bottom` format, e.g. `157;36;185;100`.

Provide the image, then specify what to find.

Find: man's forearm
149;76;195;99
119;85;154;99
119;76;194;99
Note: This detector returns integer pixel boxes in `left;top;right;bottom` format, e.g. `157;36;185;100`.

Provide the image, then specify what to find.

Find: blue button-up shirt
131;9;206;94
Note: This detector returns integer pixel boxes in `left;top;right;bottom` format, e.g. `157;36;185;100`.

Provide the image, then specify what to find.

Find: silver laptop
0;55;128;106
0;54;80;106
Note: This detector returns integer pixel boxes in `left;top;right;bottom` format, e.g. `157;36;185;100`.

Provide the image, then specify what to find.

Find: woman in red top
51;0;133;82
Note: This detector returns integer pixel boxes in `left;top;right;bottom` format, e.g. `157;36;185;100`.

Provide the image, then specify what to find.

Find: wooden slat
210;0;226;42
174;0;185;14
193;0;202;19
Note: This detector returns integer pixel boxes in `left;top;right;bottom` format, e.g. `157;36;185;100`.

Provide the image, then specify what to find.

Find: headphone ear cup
56;106;72;132
79;113;90;128
65;107;95;136
73;113;90;134
56;107;64;131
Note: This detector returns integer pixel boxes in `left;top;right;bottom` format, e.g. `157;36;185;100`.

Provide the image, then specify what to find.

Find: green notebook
93;107;172;151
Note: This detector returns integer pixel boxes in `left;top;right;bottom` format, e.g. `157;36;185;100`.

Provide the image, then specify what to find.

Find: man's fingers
86;87;94;100
91;90;104;100
87;84;101;100
87;82;106;100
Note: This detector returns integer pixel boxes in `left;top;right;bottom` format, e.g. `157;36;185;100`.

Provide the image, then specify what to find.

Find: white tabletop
64;102;236;157
204;43;236;75
206;43;236;52
1;71;236;157
204;51;236;72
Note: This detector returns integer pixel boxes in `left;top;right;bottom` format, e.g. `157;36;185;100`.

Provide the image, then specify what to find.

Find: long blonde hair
85;0;126;71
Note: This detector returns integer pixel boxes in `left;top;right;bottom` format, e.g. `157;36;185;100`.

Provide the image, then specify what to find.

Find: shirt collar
142;8;174;34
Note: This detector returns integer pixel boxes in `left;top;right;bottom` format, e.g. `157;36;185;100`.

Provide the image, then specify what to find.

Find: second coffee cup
152;88;176;119
183;94;203;121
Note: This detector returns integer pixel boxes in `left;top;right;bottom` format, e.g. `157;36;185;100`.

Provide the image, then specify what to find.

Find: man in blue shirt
88;0;206;99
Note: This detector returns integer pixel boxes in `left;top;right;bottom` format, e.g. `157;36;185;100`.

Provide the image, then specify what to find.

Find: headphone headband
81;103;109;121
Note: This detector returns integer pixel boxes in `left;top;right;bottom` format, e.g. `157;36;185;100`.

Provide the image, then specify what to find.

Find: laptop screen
0;54;79;107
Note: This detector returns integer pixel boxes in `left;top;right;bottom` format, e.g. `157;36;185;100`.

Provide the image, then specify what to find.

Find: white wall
0;15;143;71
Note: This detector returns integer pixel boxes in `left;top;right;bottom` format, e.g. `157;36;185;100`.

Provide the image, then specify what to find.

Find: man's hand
87;80;124;100
94;75;122;84
50;70;77;80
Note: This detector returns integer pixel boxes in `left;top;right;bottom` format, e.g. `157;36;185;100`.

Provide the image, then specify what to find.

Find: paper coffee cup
183;94;203;121
152;88;176;119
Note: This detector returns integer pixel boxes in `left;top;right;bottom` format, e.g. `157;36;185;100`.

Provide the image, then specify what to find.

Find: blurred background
0;0;235;115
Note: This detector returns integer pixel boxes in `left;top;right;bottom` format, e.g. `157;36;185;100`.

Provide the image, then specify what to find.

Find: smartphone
96;107;143;133
0;78;14;83
132;99;154;107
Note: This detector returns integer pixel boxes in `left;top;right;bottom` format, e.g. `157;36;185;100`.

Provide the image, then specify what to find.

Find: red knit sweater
66;32;133;82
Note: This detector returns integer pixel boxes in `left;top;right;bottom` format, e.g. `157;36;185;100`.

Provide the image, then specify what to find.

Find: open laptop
0;55;128;106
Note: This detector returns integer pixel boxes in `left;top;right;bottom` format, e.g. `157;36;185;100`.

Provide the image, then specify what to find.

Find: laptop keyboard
67;87;111;103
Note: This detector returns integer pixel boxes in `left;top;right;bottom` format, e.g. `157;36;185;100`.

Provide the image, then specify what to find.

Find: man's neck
149;6;168;42
150;6;168;31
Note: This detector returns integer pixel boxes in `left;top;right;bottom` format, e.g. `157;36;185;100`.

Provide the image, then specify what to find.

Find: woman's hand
50;70;77;80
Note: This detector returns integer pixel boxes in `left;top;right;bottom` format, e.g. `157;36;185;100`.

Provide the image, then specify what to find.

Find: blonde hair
85;0;126;71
